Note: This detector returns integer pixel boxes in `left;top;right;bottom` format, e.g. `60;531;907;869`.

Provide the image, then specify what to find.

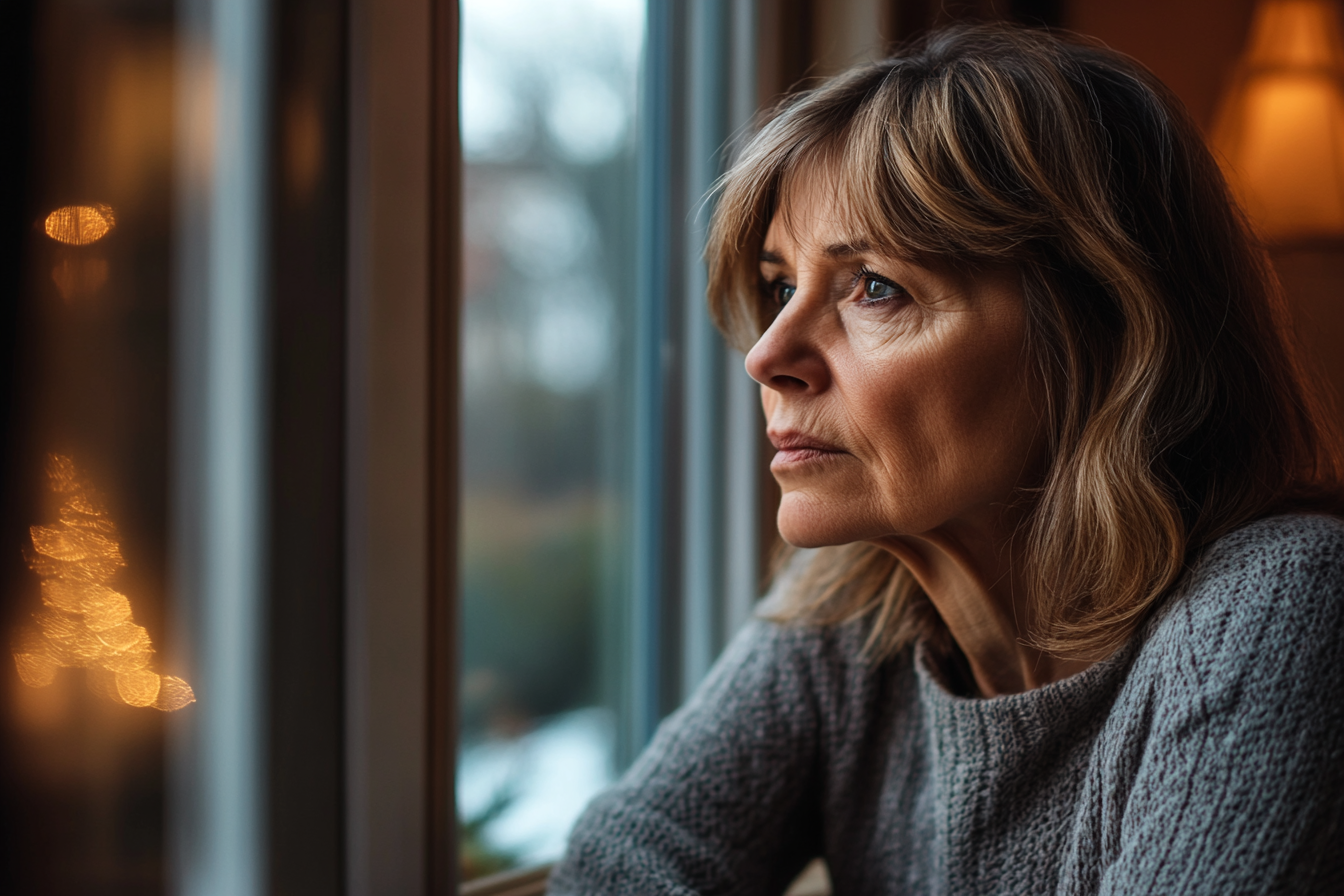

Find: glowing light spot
14;652;59;688
115;667;161;707
154;675;196;711
83;591;133;631
12;455;195;711
43;204;116;246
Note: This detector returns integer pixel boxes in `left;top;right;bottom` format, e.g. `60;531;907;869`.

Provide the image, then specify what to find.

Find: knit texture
547;514;1344;895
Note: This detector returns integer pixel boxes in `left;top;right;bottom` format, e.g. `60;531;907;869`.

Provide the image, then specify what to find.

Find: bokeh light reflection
12;455;195;712
43;203;116;246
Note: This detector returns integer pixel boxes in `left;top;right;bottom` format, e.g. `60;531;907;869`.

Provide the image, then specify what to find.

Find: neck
872;517;1092;697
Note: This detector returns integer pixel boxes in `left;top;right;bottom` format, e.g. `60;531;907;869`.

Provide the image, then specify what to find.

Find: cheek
842;345;950;461
853;326;1040;512
759;384;778;421
918;341;1044;501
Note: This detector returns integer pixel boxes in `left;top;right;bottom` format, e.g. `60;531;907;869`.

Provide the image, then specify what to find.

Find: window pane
458;0;644;879
1;2;183;891
1;0;285;891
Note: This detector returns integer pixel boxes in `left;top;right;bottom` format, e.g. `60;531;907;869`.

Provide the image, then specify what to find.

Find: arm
547;619;826;896
1099;517;1344;895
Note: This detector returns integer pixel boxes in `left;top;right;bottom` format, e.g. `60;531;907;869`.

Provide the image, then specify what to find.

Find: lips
768;430;846;468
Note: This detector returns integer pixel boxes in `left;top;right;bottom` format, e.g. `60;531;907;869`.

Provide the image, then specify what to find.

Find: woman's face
746;175;1046;549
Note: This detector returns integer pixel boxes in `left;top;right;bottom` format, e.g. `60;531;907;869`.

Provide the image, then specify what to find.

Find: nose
744;300;831;394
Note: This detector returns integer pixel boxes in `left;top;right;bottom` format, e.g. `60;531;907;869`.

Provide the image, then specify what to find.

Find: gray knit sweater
548;514;1344;895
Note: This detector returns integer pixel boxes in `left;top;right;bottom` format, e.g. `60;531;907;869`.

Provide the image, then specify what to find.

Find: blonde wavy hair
706;24;1344;660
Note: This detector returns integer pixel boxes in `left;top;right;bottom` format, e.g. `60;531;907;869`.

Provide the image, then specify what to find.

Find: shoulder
1194;512;1344;587
1089;514;1344;892
1167;512;1344;632
1137;512;1344;706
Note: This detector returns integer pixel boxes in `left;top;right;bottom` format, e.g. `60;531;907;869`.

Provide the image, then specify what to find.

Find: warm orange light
1211;1;1344;242
13;455;195;711
43;204;117;246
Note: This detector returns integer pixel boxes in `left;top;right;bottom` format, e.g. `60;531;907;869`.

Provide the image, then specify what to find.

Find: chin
776;492;870;548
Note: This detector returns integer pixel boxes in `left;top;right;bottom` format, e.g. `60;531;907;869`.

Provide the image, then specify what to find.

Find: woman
549;24;1344;895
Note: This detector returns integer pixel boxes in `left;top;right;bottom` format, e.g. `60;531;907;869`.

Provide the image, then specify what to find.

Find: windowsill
460;864;552;896
457;858;833;896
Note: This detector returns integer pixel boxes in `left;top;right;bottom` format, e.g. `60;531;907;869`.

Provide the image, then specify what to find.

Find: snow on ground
458;707;616;865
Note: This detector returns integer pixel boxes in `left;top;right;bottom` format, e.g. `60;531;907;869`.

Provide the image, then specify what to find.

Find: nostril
771;374;808;391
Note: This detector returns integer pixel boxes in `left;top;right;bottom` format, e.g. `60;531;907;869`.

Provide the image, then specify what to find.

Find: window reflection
458;0;644;878
43;204;116;246
15;455;194;712
1;1;185;892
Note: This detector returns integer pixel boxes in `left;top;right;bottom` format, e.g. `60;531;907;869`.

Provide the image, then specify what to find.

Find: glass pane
0;2;184;892
457;0;645;879
2;0;277;891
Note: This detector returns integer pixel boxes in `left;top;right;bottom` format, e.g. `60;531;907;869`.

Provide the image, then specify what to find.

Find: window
456;0;763;881
457;0;644;876
0;0;347;892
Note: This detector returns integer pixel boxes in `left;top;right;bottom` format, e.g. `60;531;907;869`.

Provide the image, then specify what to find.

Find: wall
1067;0;1257;129
1068;0;1344;423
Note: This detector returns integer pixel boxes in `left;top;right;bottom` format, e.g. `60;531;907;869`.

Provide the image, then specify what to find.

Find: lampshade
1211;0;1344;242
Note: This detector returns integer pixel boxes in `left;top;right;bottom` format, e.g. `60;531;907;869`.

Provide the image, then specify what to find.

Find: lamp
1211;0;1344;243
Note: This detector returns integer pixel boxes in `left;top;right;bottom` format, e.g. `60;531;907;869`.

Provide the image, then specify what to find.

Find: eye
857;269;907;305
764;277;796;308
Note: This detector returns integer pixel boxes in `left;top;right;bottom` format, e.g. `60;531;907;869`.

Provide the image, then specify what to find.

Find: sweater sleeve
546;618;826;896
1097;516;1344;895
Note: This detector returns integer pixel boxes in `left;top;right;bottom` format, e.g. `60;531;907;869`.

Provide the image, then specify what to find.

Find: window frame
343;0;455;892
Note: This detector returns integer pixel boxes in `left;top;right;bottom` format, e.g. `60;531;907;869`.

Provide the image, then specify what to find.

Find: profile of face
745;170;1048;551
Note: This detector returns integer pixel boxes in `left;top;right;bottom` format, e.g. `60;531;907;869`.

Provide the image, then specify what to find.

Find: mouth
768;430;847;470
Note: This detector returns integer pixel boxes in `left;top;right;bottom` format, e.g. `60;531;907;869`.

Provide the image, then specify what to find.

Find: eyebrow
758;240;875;267
823;240;873;259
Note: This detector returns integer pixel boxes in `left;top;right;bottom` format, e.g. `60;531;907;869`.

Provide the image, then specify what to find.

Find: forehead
763;163;872;259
